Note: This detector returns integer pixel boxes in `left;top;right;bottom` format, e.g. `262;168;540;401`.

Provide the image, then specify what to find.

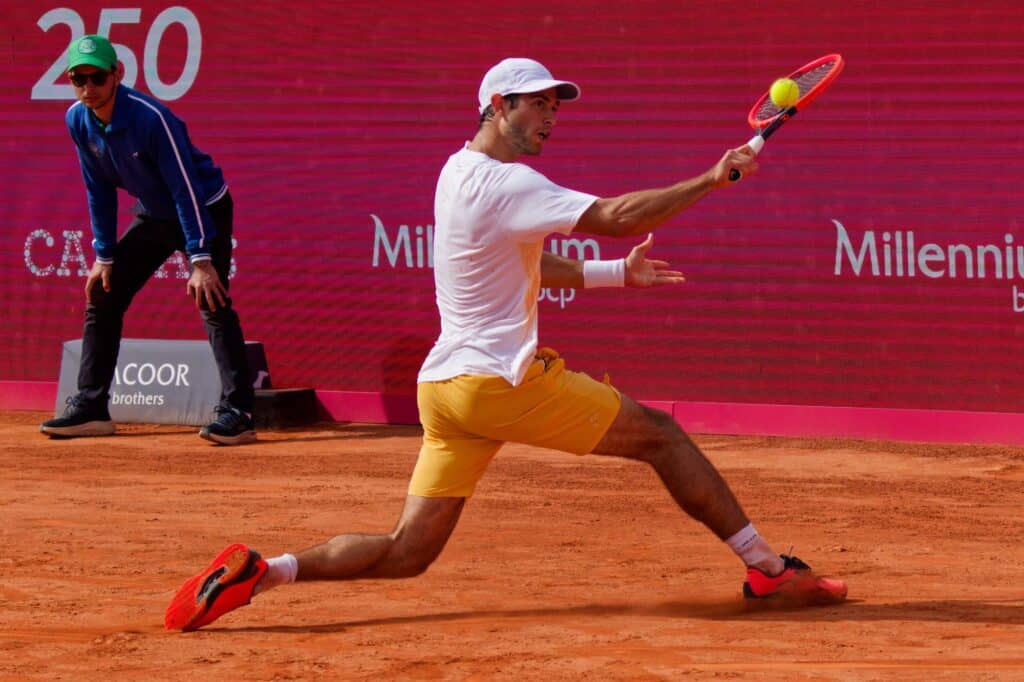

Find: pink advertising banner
3;2;1023;437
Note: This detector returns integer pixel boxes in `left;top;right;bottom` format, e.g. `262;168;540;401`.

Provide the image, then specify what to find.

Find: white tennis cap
477;58;581;113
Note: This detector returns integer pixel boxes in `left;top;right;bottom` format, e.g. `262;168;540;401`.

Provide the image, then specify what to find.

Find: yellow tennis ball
769;78;800;108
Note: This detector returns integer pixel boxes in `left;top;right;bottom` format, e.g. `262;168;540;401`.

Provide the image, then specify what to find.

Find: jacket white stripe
125;94;206;248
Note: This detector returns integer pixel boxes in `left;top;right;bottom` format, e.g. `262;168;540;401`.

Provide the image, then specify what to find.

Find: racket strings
752;58;841;124
793;61;837;96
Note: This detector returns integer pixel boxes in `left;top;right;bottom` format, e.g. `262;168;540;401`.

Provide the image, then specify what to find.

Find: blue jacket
66;84;227;263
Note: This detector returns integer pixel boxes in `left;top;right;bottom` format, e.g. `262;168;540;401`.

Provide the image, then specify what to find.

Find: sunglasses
68;70;112;87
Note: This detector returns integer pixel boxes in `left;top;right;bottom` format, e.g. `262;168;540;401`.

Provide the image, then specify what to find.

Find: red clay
2;410;1023;679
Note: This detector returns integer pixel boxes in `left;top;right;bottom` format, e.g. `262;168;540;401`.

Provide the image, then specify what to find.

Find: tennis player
166;57;846;631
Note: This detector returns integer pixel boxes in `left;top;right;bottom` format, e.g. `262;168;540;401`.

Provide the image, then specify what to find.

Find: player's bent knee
635;407;684;460
377;534;444;578
643;404;679;433
593;395;685;462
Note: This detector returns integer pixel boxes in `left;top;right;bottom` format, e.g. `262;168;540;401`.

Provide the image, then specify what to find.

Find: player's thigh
411;380;504;498
479;351;621;455
408;434;502;498
590;393;680;462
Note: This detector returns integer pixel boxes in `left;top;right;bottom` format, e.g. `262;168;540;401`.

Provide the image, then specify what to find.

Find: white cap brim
479;79;581;113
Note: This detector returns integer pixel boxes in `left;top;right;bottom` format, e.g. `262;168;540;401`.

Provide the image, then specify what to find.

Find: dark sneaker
165;543;267;631
40;395;115;438
199;404;256;445
743;554;847;605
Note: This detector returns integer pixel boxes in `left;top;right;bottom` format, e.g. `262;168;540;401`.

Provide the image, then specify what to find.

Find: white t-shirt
417;145;597;386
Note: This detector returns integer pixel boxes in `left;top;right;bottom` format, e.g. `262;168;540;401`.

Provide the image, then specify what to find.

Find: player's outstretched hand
625;234;685;288
187;261;228;311
711;146;759;186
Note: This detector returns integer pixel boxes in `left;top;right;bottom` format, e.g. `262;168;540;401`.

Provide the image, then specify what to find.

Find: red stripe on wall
11;381;1024;445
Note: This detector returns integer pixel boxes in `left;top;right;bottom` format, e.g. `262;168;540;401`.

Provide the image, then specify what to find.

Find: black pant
76;192;254;413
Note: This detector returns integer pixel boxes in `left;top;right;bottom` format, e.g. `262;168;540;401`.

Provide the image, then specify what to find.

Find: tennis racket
729;53;844;182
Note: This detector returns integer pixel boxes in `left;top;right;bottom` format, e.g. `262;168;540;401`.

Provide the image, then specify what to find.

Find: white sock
256;553;298;595
725;523;784;576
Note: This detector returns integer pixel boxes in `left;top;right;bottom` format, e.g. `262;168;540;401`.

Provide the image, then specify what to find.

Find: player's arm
540;235;684;289
540;251;583;288
574;147;758;238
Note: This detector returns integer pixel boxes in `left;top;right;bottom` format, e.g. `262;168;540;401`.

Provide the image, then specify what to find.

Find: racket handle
728;135;765;182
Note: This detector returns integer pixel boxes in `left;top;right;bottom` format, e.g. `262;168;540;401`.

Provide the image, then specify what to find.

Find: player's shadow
227;598;1024;634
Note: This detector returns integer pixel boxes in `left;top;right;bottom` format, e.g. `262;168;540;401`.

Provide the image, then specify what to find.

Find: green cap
67;34;118;72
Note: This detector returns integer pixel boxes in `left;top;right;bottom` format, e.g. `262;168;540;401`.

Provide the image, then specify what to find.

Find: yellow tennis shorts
409;348;622;498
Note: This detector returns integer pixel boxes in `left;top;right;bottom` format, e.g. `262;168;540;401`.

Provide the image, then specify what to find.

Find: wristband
583;258;626;288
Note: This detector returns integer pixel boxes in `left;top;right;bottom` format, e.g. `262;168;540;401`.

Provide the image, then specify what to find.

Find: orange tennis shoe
743;554;847;605
165;543;267;631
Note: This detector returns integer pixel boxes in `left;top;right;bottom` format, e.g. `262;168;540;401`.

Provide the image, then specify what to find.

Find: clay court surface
2;410;1023;680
